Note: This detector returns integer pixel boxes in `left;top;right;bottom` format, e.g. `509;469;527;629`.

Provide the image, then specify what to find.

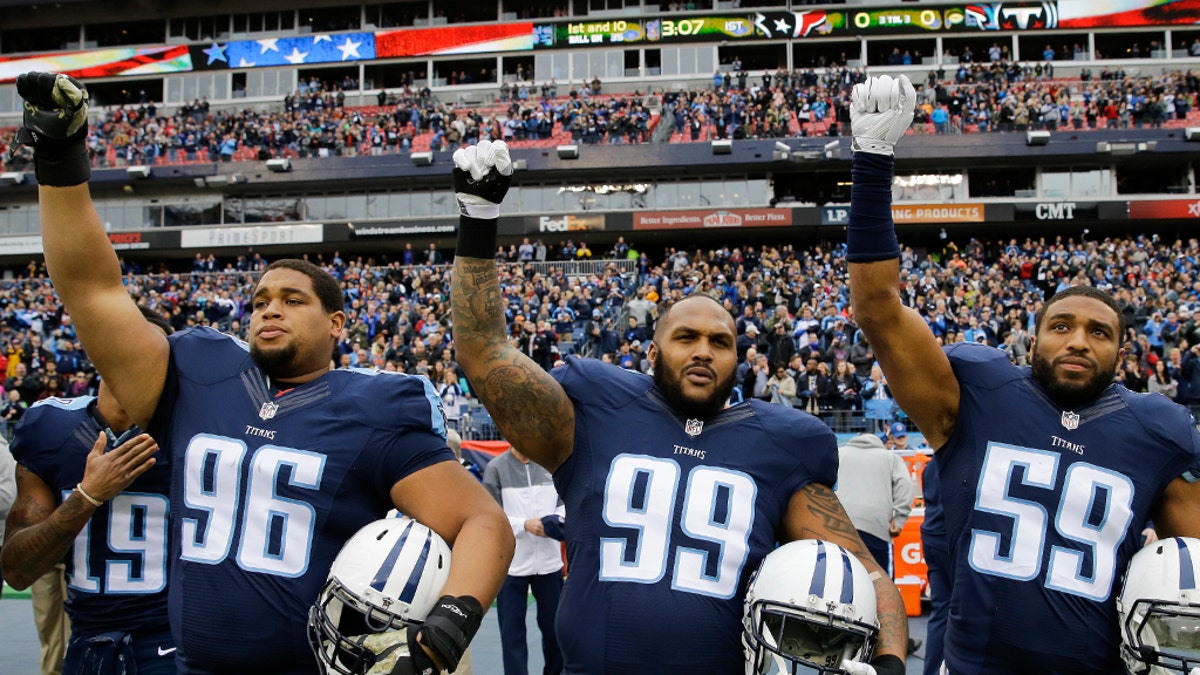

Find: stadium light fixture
411;152;434;166
711;139;732;155
556;145;579;160
126;165;151;179
265;158;291;173
1025;130;1050;146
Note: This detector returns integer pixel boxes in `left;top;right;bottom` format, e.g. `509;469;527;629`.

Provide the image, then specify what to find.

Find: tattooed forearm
872;575;910;660
451;258;575;470
792;483;877;559
2;473;96;590
451;261;510;350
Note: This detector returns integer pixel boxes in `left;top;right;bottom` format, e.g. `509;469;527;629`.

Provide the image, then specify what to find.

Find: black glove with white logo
15;71;91;186
391;595;483;674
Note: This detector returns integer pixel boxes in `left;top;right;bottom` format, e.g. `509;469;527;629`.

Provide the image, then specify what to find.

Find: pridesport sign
632;208;793;230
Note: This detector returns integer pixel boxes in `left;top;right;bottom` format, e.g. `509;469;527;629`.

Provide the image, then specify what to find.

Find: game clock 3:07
660;18;705;37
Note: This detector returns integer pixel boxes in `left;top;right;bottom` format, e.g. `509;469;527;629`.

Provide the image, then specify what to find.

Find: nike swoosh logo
157;647;177;656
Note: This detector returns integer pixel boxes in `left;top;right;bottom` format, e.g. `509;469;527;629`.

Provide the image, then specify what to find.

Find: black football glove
15;71;91;186
451;140;512;221
390;595;483;675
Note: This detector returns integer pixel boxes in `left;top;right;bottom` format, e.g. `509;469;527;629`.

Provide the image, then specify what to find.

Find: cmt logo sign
1035;202;1077;220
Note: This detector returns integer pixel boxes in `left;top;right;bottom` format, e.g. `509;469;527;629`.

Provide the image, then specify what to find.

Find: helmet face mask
308;519;452;675
1123;599;1200;675
308;580;414;675
1119;537;1200;675
743;540;880;675
747;598;878;674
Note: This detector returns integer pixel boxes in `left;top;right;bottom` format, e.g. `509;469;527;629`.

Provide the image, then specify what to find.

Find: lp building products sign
823;204;984;225
633;208;793;230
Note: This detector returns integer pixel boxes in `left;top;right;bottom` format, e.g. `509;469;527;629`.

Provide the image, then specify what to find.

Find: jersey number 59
969;443;1135;601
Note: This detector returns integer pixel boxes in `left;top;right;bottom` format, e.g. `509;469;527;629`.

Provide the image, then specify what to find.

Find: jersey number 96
180;434;326;578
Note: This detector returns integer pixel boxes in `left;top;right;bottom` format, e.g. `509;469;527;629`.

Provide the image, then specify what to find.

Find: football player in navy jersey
846;74;1200;674
2;308;173;674
450;140;909;675
19;71;513;675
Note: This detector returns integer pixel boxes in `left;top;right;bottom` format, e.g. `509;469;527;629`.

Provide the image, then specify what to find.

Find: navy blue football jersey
550;356;839;674
11;396;171;636
151;328;453;675
937;343;1200;674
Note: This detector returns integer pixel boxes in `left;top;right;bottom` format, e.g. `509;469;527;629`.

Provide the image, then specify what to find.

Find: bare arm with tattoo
2;431;159;589
3;465;91;589
451;258;576;472
783;482;909;663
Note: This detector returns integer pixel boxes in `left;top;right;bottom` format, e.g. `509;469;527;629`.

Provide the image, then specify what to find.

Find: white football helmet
1119;537;1200;675
743;539;879;675
308;518;452;675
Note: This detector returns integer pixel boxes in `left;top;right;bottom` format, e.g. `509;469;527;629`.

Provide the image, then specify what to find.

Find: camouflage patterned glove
15;71;91;186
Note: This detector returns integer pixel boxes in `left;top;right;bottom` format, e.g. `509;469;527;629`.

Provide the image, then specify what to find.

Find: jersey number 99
599;454;756;599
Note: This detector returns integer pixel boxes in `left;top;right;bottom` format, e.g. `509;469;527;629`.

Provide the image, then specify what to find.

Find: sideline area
0;591;930;673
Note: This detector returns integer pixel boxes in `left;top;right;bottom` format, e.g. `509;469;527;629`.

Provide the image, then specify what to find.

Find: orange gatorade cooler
892;507;927;615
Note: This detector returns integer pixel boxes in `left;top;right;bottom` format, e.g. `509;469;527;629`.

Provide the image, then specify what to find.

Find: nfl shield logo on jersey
685;419;703;437
259;401;279;421
1061;410;1080;430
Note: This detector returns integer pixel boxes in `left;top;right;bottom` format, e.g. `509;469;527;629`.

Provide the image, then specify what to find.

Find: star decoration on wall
337;38;362;60
203;42;227;65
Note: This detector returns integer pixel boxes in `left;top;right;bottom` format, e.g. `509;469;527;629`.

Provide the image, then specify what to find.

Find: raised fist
15;72;91;186
850;74;916;156
452;140;512;220
17;72;89;144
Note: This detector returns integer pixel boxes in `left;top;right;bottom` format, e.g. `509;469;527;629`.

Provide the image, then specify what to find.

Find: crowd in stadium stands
5;63;1200;170
0;232;1196;437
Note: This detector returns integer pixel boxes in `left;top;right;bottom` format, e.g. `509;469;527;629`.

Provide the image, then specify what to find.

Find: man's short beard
653;363;737;419
251;341;298;378
1031;351;1116;408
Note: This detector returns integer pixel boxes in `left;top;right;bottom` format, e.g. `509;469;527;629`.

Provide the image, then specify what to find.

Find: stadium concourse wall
0;129;1197;264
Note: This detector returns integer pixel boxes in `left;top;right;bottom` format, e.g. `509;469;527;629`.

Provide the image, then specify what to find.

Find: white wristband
75;483;103;507
460;203;500;220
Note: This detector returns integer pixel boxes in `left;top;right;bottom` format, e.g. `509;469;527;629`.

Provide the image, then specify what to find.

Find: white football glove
841;660;877;675
452;139;513;220
850;74;916;156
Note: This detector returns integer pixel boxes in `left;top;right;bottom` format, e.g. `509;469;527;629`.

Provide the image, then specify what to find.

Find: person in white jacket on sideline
483;447;566;675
